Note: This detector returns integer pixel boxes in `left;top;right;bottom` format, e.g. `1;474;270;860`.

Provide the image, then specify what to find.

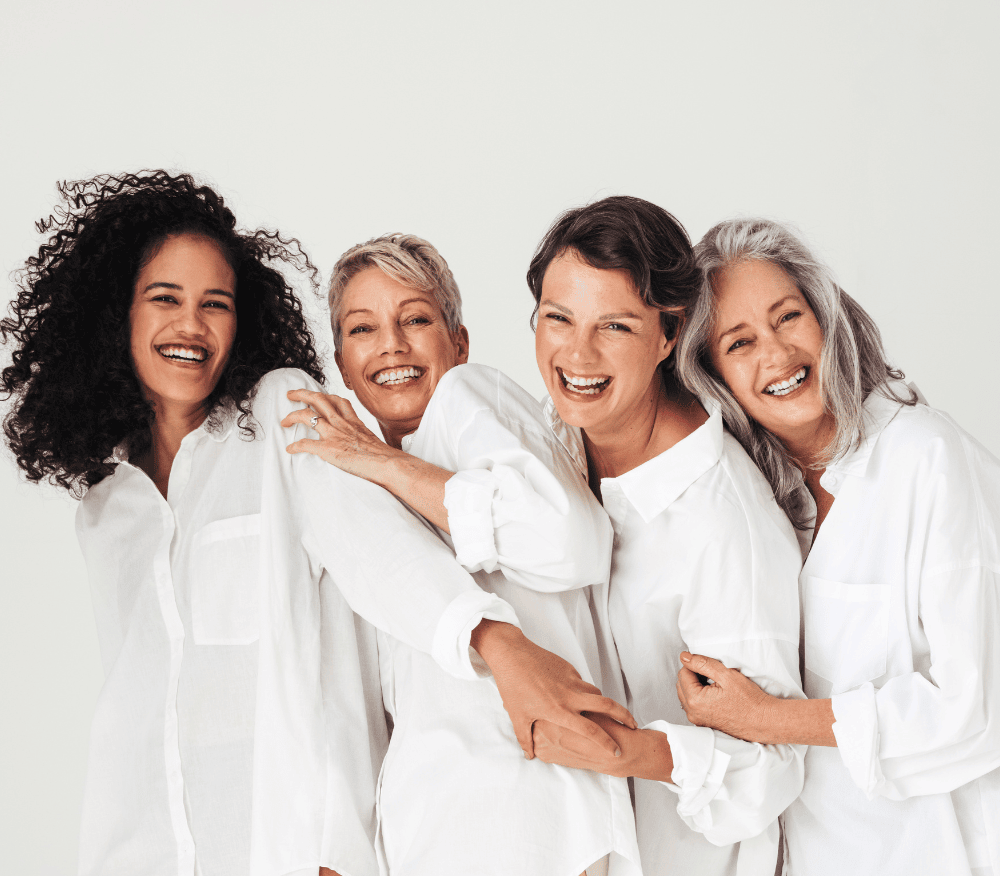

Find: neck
780;414;837;472
380;417;422;450
140;398;211;497
584;374;707;482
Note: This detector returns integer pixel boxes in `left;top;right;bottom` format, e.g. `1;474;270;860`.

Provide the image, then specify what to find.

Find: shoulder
250;368;325;418
428;363;548;433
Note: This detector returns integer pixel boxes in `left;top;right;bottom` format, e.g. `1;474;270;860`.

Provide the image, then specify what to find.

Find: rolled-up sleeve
443;405;612;591
651;638;806;846
265;369;520;680
832;565;1000;801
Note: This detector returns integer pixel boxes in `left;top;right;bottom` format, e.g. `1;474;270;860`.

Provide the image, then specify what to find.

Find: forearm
371;451;453;533
761;696;836;747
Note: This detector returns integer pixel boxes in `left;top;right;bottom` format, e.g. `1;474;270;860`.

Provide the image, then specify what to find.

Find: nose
173;300;208;337
564;325;599;368
759;329;796;367
379;321;410;356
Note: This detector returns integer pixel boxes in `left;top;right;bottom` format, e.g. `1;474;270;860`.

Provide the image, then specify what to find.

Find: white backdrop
2;2;998;873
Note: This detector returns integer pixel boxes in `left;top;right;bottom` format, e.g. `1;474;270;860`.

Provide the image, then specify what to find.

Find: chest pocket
804;575;889;693
190;513;262;645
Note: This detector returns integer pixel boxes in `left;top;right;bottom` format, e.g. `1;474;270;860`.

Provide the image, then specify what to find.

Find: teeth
375;367;422;386
764;367;807;396
561;370;611;395
159;345;207;362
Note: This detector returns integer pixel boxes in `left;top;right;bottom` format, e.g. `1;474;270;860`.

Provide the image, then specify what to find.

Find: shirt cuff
646;720;732;834
430;589;520;680
443;470;500;573
832;682;885;798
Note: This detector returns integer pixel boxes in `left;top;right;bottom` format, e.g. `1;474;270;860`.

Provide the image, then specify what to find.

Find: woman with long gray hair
675;217;1000;876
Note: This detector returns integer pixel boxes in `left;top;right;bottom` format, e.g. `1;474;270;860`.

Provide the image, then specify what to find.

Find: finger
285;438;320;456
558;710;621;757
281;408;319;429
680;651;727;682
575;693;638;730
511;714;535;759
288;389;344;424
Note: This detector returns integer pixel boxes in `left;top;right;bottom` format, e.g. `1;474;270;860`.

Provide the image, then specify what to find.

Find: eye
405;315;431;326
606;322;632;332
778;310;801;324
151;294;178;304
727;338;750;353
348;324;373;336
204;299;232;311
542;311;569;323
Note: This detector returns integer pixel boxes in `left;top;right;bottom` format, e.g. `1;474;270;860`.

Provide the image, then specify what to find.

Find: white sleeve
832;564;1000;800
443;406;612;591
655;499;806;846
266;370;520;680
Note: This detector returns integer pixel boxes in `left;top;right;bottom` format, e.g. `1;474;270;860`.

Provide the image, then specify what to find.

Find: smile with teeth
374;366;424;386
764;367;808;396
560;368;611;395
158;344;208;363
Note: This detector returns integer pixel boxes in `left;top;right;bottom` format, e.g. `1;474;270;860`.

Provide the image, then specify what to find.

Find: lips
764;366;808;396
373;365;425;386
558;367;611;396
157;344;209;363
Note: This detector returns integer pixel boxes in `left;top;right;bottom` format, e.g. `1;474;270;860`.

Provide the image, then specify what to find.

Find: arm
283;388;454;532
652;495;807;846
677;652;836;747
271;372;634;753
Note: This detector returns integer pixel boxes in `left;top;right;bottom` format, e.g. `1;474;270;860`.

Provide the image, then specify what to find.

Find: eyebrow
716;295;799;343
143;282;234;300
342;297;435;320
539;299;643;321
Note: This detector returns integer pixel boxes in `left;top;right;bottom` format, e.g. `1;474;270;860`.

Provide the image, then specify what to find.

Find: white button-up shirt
784;388;1000;876
382;363;642;876
546;399;806;876
75;368;517;876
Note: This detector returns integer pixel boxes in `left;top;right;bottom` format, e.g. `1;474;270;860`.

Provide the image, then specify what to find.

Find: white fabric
783;387;1000;876
74;368;518;876
545;398;806;876
382;364;642;876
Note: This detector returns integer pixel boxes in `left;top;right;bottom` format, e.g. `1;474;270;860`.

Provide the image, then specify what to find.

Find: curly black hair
1;170;324;496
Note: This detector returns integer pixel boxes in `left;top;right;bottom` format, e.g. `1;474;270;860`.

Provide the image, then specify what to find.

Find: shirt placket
154;432;202;876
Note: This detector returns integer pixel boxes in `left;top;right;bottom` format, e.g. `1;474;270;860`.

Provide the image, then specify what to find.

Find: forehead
341;266;442;314
136;233;234;284
541;250;645;309
712;259;802;314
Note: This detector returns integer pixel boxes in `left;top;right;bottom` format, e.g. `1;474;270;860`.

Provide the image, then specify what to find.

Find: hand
470;620;637;759
676;652;773;742
282;388;396;482
532;712;673;781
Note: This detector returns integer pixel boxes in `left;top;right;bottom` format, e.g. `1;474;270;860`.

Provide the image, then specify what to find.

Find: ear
657;308;686;365
454;325;471;365
334;350;353;391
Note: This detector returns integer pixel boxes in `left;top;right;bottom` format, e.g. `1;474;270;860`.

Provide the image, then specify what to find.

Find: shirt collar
542;396;589;478
543;395;725;523
109;400;238;463
605;399;724;523
825;383;908;480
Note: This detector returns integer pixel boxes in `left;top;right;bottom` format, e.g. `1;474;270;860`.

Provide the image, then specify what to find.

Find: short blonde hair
328;233;463;352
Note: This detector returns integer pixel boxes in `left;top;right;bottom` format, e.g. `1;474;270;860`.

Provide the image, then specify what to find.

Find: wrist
469;618;524;670
631;728;673;782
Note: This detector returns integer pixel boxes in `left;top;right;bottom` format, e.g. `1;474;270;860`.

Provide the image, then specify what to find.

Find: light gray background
2;2;997;873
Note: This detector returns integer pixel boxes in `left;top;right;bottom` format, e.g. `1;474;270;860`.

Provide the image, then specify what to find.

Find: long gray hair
676;218;914;529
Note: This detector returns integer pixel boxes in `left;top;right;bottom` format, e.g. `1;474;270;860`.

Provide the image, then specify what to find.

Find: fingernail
614;748;621;757
680;653;691;663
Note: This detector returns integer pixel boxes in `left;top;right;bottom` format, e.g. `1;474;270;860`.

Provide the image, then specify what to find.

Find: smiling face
534;249;676;441
335;266;469;447
129;233;237;418
708;258;834;455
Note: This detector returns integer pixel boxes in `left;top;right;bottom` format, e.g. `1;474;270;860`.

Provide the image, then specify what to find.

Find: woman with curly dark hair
0;171;547;876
